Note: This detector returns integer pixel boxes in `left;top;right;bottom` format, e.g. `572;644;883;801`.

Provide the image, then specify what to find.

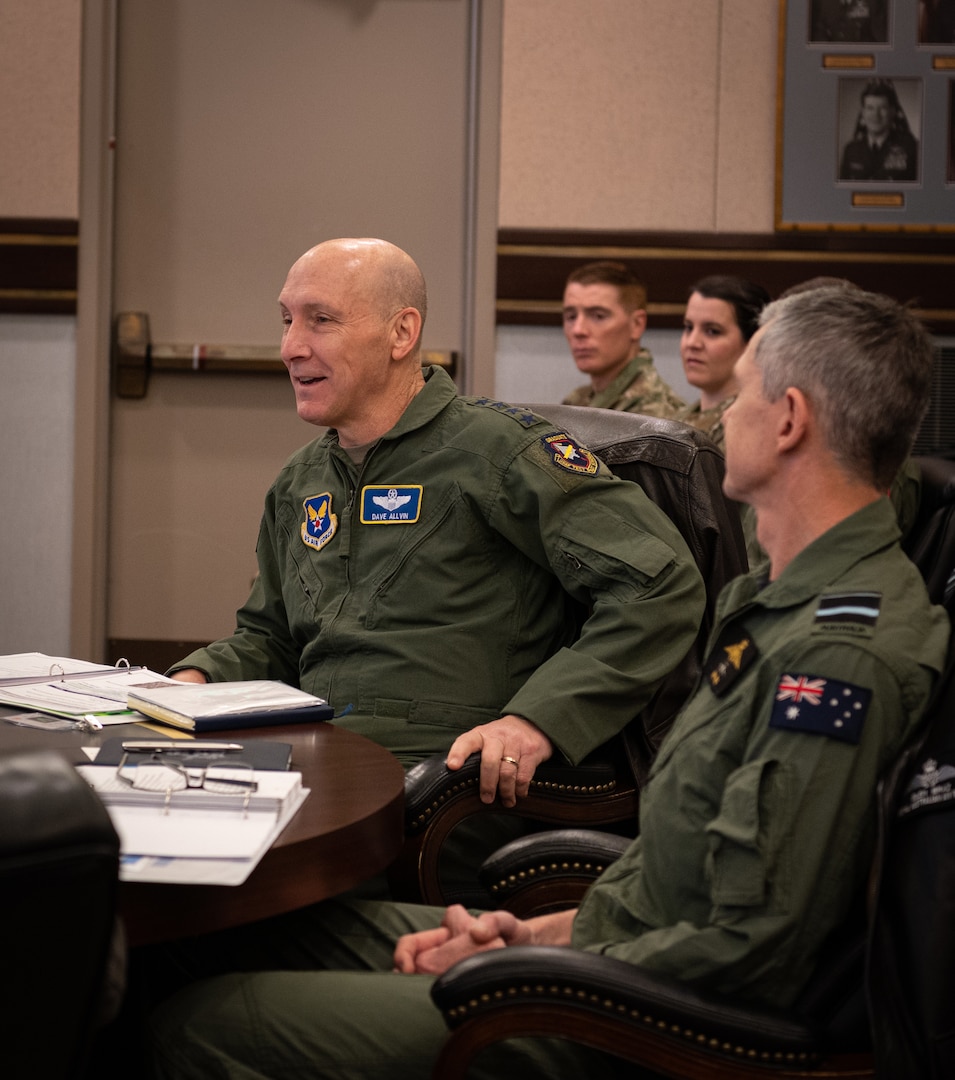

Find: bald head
278;238;429;443
293;238;428;338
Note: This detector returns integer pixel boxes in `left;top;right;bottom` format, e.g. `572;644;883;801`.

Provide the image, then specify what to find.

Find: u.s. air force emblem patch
360;485;423;524
540;433;599;475
301;493;338;551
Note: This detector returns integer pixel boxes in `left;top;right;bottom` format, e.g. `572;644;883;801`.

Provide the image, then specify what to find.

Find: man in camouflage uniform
561;261;686;417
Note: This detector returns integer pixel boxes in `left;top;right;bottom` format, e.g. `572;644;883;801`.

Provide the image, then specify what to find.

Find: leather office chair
388;406;748;905
902;454;955;613
0;748;121;1079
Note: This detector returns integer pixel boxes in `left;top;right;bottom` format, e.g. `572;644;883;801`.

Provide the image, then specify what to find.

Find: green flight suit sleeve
493;437;706;764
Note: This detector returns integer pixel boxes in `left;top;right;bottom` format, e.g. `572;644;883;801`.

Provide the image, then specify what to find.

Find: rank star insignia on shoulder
769;673;872;744
468;398;540;427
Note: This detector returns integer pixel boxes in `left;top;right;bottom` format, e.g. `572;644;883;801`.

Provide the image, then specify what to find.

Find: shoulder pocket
559;518;676;599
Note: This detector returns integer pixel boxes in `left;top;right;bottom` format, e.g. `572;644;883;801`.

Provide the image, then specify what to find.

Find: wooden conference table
0;714;405;946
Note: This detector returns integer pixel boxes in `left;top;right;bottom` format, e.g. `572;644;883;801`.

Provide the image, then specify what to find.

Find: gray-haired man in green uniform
150;287;948;1080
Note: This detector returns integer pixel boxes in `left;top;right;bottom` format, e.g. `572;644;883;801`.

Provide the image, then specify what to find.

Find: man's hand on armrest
446;713;553;808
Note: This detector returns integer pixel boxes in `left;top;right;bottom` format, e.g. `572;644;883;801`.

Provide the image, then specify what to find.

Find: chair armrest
389;750;639;905
430;946;832;1080
478;828;631;915
403;752;635;833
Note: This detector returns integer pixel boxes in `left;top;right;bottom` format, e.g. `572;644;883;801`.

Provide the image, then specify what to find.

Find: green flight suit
173;367;704;769
148;498;948;1080
562;349;686;418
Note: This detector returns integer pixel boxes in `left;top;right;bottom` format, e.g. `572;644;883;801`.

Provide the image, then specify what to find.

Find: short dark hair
565;261;647;312
687;275;770;342
755;287;934;490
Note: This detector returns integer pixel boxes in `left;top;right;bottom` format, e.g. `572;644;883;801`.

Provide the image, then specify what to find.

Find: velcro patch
814;592;881;628
769;673;871;744
301;493;338;551
360;486;423;524
540;432;599;475
705;625;758;697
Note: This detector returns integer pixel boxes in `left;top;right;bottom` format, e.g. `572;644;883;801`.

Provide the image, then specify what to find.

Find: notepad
126;680;333;732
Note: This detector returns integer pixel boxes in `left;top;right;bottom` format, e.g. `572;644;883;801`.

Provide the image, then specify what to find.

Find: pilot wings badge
301;493;338;551
360;485;423;524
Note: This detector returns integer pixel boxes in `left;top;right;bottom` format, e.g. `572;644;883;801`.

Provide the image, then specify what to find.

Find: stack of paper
78;764;309;886
0;652;178;725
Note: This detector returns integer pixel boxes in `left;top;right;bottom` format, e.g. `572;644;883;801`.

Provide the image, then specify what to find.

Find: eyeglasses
115;751;258;815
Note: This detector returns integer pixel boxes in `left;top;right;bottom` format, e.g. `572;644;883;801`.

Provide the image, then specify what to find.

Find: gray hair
754;287;934;490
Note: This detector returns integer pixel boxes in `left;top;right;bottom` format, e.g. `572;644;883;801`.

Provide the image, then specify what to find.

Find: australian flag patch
540;432;599;475
769;673;871;744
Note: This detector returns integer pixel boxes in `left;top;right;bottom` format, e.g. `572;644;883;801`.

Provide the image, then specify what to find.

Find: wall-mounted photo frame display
776;0;955;230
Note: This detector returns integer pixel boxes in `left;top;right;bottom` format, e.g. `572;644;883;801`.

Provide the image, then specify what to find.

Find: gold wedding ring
500;755;520;767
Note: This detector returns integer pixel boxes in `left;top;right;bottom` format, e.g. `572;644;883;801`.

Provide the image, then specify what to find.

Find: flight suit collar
718;497;901;621
319;365;457;457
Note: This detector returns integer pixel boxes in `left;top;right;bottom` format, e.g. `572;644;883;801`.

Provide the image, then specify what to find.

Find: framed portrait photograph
777;0;955;230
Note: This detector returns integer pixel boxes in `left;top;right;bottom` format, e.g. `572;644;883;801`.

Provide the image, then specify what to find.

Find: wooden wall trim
497;228;955;334
0;217;79;314
2;221;950;331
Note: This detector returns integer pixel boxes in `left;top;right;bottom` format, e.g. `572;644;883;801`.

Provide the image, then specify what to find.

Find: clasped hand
392;904;531;976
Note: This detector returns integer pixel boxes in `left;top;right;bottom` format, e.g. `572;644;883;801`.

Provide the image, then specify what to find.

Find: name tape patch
360;485;423;524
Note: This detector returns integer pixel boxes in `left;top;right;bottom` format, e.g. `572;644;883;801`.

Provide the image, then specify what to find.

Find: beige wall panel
499;0;722;230
0;0;80;217
111;0;470;351
714;0;778;233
